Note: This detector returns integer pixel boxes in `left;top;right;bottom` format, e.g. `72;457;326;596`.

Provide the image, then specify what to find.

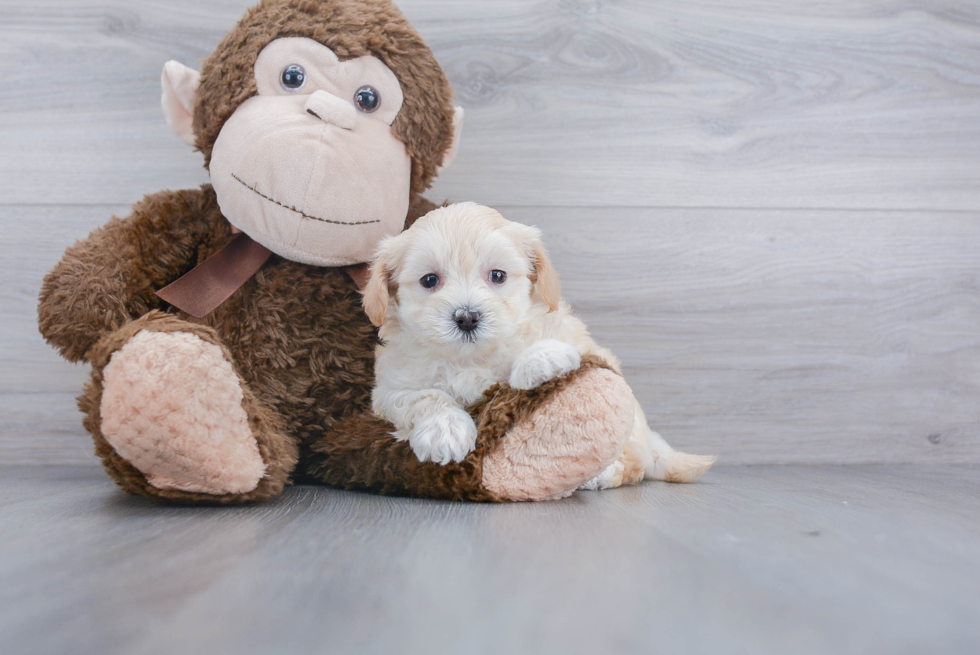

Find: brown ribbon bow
156;233;371;318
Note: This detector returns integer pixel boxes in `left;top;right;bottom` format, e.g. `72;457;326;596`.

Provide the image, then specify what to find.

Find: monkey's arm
38;186;223;363
305;355;634;501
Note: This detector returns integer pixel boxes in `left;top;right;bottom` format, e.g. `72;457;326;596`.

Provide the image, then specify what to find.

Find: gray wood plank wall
2;0;978;464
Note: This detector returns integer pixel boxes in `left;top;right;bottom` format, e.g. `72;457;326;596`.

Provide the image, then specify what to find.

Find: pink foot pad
100;330;265;495
482;367;634;501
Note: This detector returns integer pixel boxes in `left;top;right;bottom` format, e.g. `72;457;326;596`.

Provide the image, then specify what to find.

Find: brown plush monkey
37;0;635;504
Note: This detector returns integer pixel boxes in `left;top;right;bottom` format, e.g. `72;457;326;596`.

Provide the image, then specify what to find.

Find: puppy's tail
647;450;716;483
645;427;716;484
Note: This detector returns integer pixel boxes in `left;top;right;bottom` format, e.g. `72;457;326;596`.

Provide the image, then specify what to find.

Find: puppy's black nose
454;308;481;333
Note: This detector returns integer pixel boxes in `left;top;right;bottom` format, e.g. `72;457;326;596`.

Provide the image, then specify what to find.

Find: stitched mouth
231;174;381;226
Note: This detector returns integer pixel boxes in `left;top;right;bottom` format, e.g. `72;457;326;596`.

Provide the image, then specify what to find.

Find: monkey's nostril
307;108;322;121
454;308;481;333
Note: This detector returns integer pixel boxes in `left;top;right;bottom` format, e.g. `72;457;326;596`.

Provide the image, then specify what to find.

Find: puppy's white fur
363;203;714;486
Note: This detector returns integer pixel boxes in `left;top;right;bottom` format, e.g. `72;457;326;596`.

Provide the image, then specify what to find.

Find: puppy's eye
489;270;507;285
420;273;440;289
354;85;381;113
280;65;307;92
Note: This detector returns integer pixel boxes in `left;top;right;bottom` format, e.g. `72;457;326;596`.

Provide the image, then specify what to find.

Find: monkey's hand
38;188;219;363
509;339;582;390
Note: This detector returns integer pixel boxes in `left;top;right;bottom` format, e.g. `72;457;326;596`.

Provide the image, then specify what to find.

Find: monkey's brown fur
38;0;620;504
40;184;450;503
306;355;616;501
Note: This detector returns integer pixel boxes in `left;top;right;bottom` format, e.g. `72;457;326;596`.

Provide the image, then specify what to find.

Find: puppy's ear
531;242;561;313
362;235;410;326
512;224;561;312
362;243;398;327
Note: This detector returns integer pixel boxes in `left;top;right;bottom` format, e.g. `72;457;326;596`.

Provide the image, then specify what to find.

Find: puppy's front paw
409;407;478;466
509;339;582;390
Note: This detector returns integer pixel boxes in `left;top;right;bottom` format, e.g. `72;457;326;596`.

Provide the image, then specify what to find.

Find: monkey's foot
100;330;266;495
482;366;634;501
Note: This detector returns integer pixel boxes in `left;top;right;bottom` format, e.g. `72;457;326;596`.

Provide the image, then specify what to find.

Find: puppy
362;203;715;489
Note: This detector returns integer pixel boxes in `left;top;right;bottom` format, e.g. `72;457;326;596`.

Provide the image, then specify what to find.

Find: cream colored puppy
362;203;714;488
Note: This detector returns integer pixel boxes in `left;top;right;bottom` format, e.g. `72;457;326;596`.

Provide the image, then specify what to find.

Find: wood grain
516;206;980;464
1;465;978;654
2;1;979;465
0;395;94;465
5;204;978;465
0;1;978;208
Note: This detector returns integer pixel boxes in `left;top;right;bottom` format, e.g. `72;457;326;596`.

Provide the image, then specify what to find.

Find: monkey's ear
438;107;465;172
161;60;201;147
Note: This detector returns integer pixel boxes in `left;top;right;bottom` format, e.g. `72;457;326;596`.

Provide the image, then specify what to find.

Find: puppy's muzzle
453;308;481;333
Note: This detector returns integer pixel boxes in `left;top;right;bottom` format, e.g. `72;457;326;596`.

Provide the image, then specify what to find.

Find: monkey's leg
80;311;298;504
302;356;633;502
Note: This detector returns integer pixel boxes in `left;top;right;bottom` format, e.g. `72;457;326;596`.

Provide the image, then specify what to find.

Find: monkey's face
208;38;412;267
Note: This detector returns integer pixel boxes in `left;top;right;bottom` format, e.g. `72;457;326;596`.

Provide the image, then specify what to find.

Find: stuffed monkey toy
37;0;636;504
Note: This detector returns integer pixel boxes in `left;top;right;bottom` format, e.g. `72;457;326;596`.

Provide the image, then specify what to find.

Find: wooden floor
2;465;978;655
2;1;980;652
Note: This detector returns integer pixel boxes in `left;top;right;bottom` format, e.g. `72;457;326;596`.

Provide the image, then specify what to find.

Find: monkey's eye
280;65;307;92
489;270;507;285
354;85;381;113
420;273;440;289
